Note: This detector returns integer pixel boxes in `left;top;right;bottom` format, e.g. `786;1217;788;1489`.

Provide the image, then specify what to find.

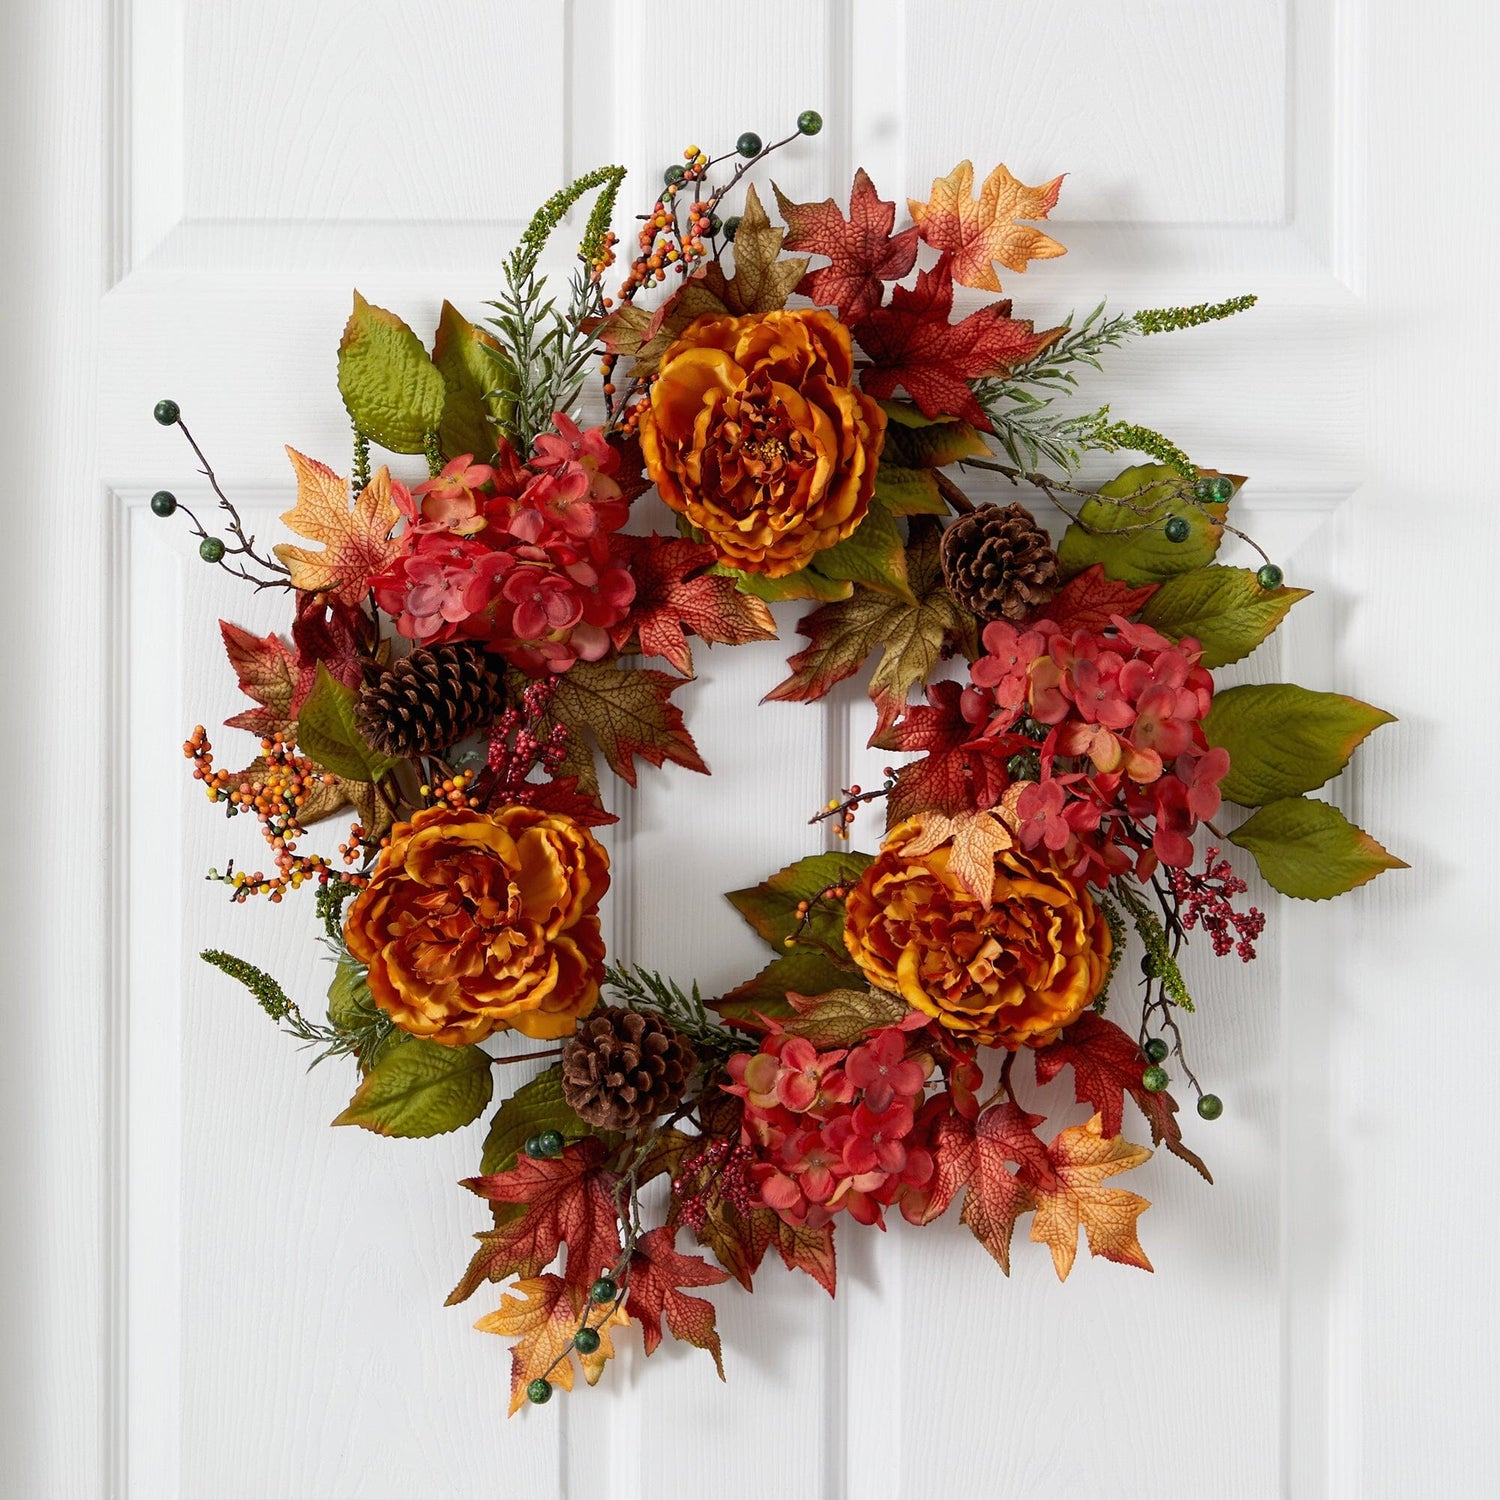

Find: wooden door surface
2;2;1494;1496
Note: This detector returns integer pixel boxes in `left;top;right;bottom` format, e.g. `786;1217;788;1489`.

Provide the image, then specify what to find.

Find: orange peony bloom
343;804;609;1046
843;815;1111;1049
637;309;886;577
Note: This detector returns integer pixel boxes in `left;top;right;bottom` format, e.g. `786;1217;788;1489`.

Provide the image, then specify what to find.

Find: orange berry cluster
417;769;476;812
184;724;367;902
785;883;854;946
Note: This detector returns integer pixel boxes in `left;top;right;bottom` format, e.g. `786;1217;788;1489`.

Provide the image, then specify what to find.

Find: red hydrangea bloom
370;418;638;674
724;1020;936;1230
959;612;1230;884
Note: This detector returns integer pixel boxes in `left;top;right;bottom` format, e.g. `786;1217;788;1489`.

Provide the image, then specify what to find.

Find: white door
3;1;1490;1496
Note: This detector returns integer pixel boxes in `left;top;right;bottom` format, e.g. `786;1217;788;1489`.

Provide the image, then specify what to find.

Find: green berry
736;132;762;158
1164;516;1191;543
1256;563;1284;591
526;1378;552;1405
572;1326;601;1355
1144;1037;1169;1064
524;1134;544;1158
1209;475;1233;502
150;489;178;518
722;215;741;242
797;110;823;136
589;1276;617;1305
535;1129;565;1158
198;536;226;563
153;398;180;426
707;214;723;236
1197;1093;1224;1121
663;163;686;187
1193;477;1215;501
1141;1064;1170;1094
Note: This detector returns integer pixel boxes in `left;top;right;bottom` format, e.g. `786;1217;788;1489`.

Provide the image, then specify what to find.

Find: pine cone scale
560;1006;694;1132
940;502;1060;622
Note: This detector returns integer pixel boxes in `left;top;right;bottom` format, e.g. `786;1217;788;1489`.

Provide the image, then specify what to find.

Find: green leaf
338;291;446;453
877;401;989;468
711;947;854;1025
1139;565;1310;667
479;1062;592;1175
1056;464;1227;584
811;493;912;599
873;463;945;516
326;955;373;1031
1204;683;1396;806
333;1038;493;1137
296;663;403;784
781;987;911;1048
721;565;854;603
431;300;514;462
726;852;873;968
1229;797;1406;900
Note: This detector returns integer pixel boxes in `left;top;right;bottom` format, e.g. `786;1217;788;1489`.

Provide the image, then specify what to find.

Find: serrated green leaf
1204;683;1396;805
720;564;854;603
781;987;912;1048
431;300;514;462
333;1038;493;1137
873;463;945;516
1139;565;1309;667
877;400;989;467
1056;464;1227;584
726;853;873;970
296;663;403;784
338;291;446;453
1229;797;1406;900
811;493;912;599
711;947;854;1025
479;1062;593;1175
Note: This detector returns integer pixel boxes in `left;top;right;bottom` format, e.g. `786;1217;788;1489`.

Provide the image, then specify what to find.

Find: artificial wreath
154;115;1403;1414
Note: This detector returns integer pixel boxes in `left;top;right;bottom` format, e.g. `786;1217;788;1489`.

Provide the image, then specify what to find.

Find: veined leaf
333;1037;493;1137
296;663;402;784
1140;565;1309;667
1229;796;1406;900
811;492;911;599
337;291;446;453
1204;683;1395;805
877;401;990;469
431;300;512;461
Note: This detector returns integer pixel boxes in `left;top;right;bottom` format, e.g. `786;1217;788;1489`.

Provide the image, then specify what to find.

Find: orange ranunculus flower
843;816;1111;1049
343;804;609;1046
637;308;886;577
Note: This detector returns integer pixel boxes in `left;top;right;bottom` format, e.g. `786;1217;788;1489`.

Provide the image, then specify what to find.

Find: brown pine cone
560;1006;694;1132
355;642;503;760
939;503;1060;621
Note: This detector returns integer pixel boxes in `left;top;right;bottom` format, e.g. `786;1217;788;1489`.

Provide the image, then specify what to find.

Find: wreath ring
157;117;1401;1413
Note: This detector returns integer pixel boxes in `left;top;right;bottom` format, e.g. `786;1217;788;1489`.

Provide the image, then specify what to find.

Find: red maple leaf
290;593;363;701
625;1226;731;1377
768;1215;837;1295
688;1198;772;1292
1033;1012;1212;1182
959;1101;1047;1272
505;775;618;828
220;622;300;738
909;1103;976;1224
1035;564;1159;632
610;534;777;676
448;1139;621;1304
853;258;1064;428
774;169;921;322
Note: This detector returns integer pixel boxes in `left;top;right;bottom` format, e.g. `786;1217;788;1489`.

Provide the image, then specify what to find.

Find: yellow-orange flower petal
343;804;608;1046
638;308;886;577
843;814;1110;1049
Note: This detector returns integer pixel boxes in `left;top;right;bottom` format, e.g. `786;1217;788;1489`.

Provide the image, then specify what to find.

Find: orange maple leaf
273;448;403;607
1028;1113;1153;1281
908;161;1066;292
899;808;1016;902
474;1274;629;1414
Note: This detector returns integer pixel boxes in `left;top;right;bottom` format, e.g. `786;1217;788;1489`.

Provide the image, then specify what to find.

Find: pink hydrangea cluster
724;1020;937;1230
965;614;1229;882
371;416;637;673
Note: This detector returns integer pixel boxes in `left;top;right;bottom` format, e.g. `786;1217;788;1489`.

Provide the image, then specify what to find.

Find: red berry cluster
671;1135;756;1233
1168;846;1266;961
